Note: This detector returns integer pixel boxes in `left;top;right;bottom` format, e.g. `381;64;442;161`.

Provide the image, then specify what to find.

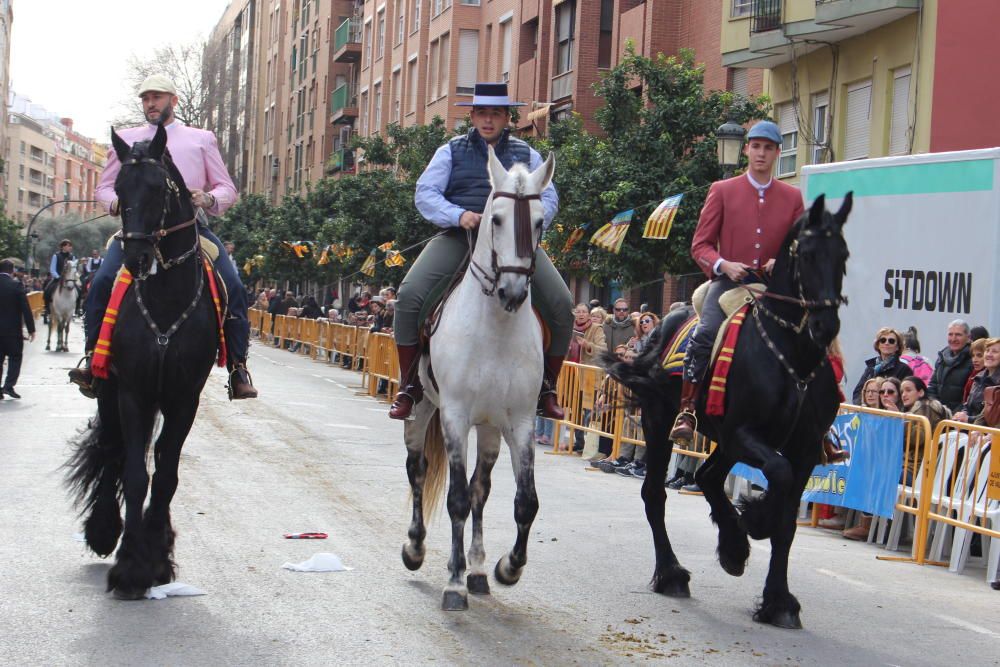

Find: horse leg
733;429;796;542
495;418;538;587
45;317;52;351
467;425;501;595
753;466;812;630
401;401;437;571
144;401;199;585
641;412;690;597
441;412;472;611
107;393;157;600
696;448;749;577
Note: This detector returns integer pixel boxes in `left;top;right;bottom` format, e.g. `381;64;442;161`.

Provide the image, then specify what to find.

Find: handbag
982;385;1000;428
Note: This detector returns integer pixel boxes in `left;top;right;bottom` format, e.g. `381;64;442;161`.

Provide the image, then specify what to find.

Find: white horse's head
479;145;555;312
61;259;79;287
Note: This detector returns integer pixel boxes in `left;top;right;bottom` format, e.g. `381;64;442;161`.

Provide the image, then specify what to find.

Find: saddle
691;280;764;365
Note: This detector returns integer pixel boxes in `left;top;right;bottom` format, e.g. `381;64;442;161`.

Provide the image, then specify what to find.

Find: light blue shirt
414;143;559;229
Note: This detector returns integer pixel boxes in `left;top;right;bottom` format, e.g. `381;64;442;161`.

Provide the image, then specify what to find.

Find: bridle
118;156;199;277
468;190;541;297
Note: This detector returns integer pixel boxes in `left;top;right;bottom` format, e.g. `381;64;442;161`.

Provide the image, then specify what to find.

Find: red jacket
691;174;805;278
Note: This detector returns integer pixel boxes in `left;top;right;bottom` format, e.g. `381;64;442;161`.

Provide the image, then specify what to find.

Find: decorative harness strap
467;191;540;296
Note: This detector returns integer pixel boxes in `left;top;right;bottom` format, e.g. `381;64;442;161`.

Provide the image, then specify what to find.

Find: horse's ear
808;194;826;225
533;152;555;191
835;191;853;226
111;127;130;162
486;144;506;189
149;123;168;159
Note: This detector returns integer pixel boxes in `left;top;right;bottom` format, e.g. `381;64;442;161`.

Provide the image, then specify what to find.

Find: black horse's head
110;124;194;277
784;192;851;349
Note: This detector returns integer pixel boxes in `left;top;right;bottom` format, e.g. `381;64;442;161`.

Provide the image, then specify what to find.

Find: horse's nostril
498;288;506;301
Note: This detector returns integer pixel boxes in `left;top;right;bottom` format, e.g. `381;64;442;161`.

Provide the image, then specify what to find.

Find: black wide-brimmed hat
455;82;525;107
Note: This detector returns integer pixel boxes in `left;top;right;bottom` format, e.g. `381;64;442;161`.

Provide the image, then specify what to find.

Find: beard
145;103;174;124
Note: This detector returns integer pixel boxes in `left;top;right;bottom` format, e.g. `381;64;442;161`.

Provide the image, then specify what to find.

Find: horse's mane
507;163;531;197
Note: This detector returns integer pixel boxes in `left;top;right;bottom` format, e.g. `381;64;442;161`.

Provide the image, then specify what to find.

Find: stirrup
227;365;258;401
669;409;697;444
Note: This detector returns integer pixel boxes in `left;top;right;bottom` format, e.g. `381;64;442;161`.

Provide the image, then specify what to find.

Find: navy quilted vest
445;129;531;214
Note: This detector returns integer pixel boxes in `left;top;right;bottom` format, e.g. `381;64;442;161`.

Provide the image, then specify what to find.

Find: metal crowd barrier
27;291;44;318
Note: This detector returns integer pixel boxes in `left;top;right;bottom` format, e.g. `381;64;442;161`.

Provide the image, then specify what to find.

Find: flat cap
137;74;177;97
746;120;782;145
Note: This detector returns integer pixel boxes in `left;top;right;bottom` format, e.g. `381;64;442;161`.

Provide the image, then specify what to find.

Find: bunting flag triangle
360;250;377;277
561;225;588;255
243;260;254;275
643;194;684;240
291;241;311;258
377;241;395;252
384;250;406;267
589;209;634;254
317;246;331;265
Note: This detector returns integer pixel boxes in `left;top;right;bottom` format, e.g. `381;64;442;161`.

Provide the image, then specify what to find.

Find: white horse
47;259;79;352
401;147;555;611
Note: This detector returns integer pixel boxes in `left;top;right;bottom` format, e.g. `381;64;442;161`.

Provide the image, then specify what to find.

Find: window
392;69;401;121
438;32;450;97
457;30;478;95
376;10;385;58
729;67;748;96
395;0;404;44
844;79;872;161
555;0;575;75
408;59;419;113
428;39;439;99
412;0;421;32
519;19;538;64
811;91;829;164
777;102;798;177
360;91;369;135
373;83;382;132
460;0;479;4
732;0;752;17
598;0;613;69
499;19;512;82
889;66;912;156
363;20;373;68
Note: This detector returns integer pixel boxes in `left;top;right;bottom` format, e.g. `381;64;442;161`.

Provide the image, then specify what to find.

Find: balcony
551;70;574;102
330;83;359;124
333;19;362;63
724;0;920;69
326;147;356;175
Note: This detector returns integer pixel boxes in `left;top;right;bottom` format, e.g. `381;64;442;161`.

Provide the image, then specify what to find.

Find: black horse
605;193;851;628
66;124;219;599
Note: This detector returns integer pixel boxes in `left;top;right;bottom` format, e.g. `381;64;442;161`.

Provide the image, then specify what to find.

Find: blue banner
731;413;904;518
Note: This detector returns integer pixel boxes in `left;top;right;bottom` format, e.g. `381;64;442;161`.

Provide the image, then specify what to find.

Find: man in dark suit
0;259;36;399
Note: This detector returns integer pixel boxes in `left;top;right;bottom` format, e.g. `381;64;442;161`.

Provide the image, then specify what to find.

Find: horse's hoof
112;587;146;601
467;573;490;595
401;544;424;571
756;609;802;630
651;573;691;598
719;554;747;577
494;556;523;586
442;589;468;611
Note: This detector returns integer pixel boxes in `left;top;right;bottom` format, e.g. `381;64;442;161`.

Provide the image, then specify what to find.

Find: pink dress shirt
691;173;804;278
95;122;237;218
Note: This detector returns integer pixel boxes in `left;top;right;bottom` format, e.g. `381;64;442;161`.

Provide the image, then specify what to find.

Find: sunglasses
879;389;897;395
641;318;653;324
614;307;628;312
878;337;898;345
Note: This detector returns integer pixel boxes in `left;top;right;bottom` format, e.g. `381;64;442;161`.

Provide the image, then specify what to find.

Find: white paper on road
281;552;353;572
144;582;207;600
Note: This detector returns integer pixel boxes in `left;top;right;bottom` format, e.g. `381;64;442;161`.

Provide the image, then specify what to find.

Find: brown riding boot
669;380;698;446
389;343;423;420
537;355;566;420
68;352;97;399
822;433;850;464
228;362;258;400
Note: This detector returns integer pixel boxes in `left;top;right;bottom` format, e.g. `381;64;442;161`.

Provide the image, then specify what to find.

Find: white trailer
799;148;1000;393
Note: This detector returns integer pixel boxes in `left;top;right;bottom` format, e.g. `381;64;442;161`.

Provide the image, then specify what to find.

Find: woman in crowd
255;290;270;310
877;376;903;412
900;375;951;482
900;326;934;383
962;338;987;404
299;295;324;319
851;327;913;404
631;312;660;355
954;337;1000;425
568;303;607;366
860;377;883;409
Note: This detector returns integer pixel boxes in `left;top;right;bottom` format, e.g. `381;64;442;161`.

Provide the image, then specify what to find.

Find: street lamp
716;119;747;179
24;199;100;271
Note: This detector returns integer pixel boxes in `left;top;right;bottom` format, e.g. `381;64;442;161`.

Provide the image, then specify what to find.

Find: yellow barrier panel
27;291;44;318
364;332;398;400
249;308;263;335
917;420;1000;572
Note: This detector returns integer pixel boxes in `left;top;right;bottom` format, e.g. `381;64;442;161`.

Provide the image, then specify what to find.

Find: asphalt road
1;321;998;666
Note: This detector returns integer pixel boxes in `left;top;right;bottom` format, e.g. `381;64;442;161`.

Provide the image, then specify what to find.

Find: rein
468;191;541;297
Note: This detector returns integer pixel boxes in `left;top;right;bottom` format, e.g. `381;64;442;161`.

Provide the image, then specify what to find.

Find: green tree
539;47;769;286
0;200;22;261
214;193;273;281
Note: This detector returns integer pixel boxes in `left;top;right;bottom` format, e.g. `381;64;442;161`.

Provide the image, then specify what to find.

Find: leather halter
468;191;541;297
117;156;199;277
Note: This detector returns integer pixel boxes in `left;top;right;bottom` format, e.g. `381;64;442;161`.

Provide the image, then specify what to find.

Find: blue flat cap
746;120;782;145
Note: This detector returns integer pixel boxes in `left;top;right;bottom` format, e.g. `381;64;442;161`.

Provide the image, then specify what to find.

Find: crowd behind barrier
248;306;999;584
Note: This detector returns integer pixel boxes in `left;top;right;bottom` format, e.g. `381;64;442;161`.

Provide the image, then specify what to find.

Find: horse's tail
421;409;448;520
602;306;694;408
64;394;124;557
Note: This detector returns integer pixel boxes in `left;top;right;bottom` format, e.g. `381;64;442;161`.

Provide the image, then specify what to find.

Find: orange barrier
27;291;44;318
364;332;399;400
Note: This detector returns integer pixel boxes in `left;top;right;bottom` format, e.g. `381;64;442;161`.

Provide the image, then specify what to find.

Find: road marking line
815;568;874;591
325;423;371;430
934;614;1000;639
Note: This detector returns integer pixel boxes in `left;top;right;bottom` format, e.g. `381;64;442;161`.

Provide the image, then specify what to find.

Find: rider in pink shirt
70;74;257;400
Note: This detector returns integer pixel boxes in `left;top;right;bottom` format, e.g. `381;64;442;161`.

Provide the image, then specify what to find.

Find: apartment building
330;0;758;171
721;0;1000;182
51;118;103;219
0;0;13;199
5;111;55;225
